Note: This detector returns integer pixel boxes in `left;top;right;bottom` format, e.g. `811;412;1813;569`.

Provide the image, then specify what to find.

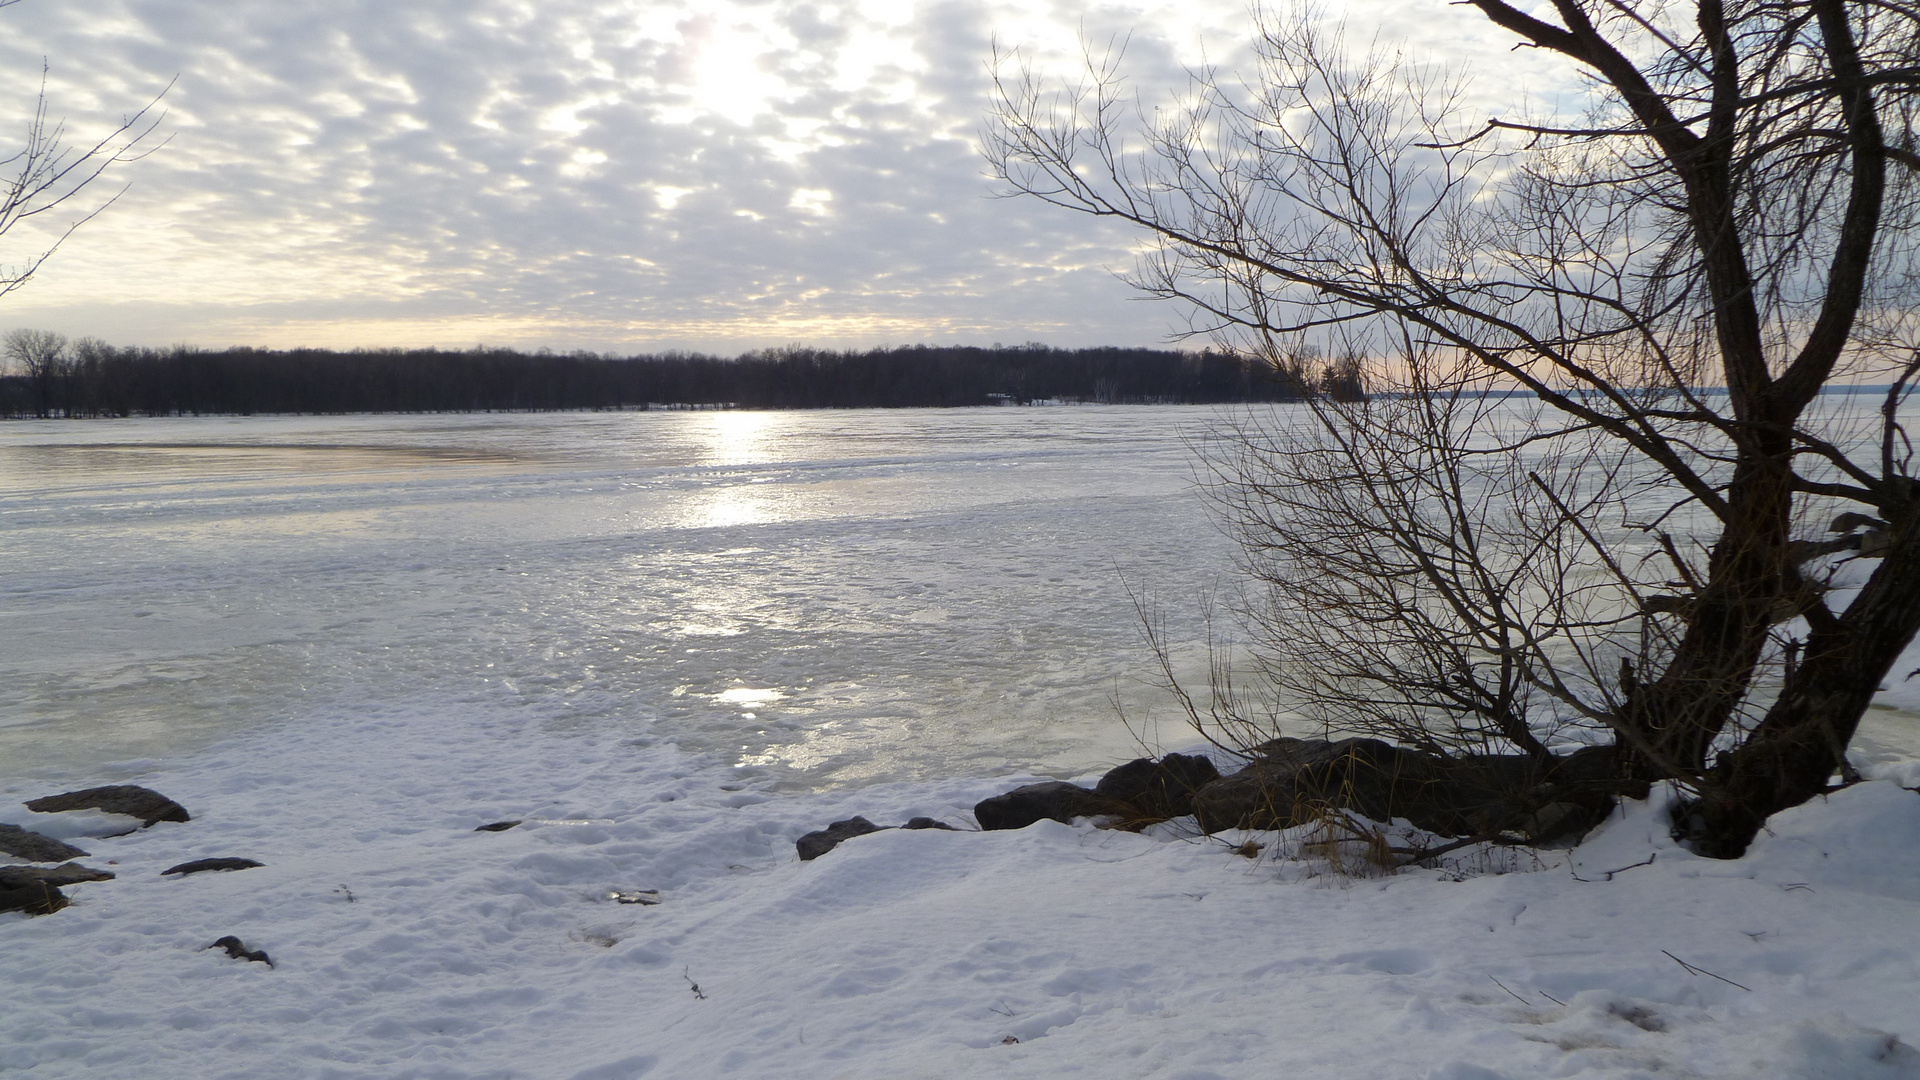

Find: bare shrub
989;1;1920;856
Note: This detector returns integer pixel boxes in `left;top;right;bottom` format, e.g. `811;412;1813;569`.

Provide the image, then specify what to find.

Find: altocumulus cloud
0;0;1567;352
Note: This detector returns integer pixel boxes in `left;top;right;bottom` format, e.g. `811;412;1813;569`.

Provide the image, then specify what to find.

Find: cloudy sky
0;0;1563;353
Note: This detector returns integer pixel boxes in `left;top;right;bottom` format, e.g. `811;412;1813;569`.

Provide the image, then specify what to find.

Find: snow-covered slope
4;704;1916;1079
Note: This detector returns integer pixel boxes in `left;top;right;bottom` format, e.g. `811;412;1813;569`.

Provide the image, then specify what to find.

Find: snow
4;702;1918;1079
0;806;144;841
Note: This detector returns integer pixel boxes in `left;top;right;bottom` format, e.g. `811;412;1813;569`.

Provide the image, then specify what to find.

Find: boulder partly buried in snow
797;816;883;860
26;785;190;828
1093;753;1222;819
5;862;116;886
0;823;89;863
973;782;1133;831
796;816;958;860
1190;737;1491;834
162;858;264;877
1191;737;1610;841
0;867;71;916
206;935;273;967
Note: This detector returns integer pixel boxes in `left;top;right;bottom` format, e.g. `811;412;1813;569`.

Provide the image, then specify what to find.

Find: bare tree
0;0;168;302
5;326;66;416
987;0;1920;856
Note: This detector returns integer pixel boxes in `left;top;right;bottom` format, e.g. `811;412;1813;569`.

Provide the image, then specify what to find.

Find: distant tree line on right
0;336;1333;417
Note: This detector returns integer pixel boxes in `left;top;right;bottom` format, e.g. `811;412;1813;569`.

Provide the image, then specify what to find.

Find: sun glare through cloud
674;17;790;127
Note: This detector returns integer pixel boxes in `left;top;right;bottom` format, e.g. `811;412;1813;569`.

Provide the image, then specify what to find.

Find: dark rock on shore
795;816;960;859
207;935;273;967
1192;737;1441;833
1094;754;1222;819
963;741;1605;843
475;820;522;832
0;823;89;863
1551;744;1620;789
26;785;190;827
163;857;264;877
4;862;115;886
1190;737;1611;842
973;781;1134;831
797;816;883;860
0;867;71;915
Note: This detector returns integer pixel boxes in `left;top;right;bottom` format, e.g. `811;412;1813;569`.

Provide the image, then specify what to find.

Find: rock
1192;737;1609;840
797;816;883;860
1188;738;1400;832
1094;753;1222;819
973;781;1133;831
3;862;115;886
206;935;273;967
474;820;522;832
1553;743;1614;781
1193;737;1471;834
1243;736;1394;772
1518;802;1587;842
0;867;70;915
162;857;264;877
1190;759;1308;834
0;823;89;863
793;816;960;860
26;785;189;827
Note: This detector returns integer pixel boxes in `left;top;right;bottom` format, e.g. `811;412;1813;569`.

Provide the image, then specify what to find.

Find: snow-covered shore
4;703;1918;1079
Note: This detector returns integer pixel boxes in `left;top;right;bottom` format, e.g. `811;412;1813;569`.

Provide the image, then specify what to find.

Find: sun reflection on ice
713;687;786;708
686;411;787;527
695;485;777;529
695;410;776;466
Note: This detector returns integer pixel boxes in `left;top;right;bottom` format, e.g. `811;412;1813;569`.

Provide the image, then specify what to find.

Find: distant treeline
0;341;1313;418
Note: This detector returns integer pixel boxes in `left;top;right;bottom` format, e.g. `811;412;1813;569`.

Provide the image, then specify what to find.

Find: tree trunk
1694;503;1920;855
1620;430;1796;779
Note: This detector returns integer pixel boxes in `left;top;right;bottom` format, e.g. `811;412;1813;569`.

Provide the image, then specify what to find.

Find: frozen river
0;407;1245;786
4;403;1916;788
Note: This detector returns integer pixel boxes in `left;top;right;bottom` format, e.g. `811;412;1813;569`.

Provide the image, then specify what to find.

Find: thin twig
1570;852;1655;882
1661;950;1752;991
1488;974;1530;1005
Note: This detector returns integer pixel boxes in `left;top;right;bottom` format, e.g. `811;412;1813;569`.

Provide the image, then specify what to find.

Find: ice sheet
0;408;1242;785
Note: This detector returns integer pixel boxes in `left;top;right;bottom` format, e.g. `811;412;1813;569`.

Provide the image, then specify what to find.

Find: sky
0;0;1569;354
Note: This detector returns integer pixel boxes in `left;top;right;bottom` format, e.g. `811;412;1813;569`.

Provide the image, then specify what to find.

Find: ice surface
7;406;1920;783
0;408;1248;786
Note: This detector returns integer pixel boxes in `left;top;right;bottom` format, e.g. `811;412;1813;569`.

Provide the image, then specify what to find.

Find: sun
679;18;787;126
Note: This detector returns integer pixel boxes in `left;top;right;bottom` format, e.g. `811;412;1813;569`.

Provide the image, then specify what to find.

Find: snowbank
3;704;1918;1079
